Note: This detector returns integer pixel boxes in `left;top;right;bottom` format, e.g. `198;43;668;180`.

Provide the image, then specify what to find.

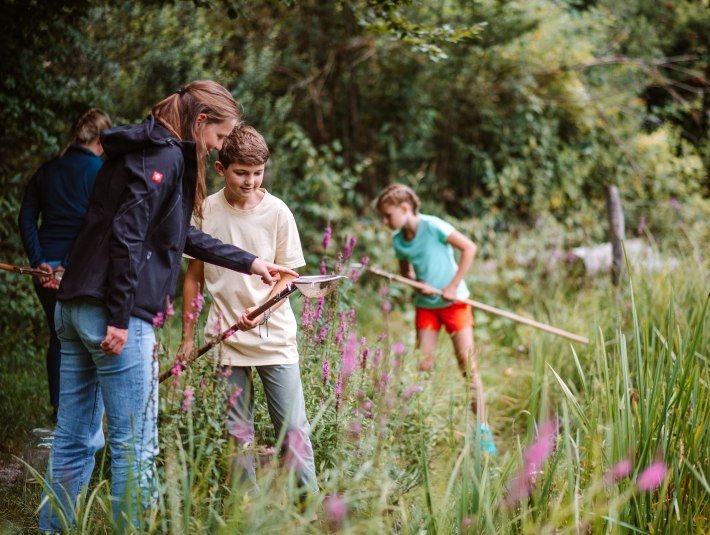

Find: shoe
476;423;497;456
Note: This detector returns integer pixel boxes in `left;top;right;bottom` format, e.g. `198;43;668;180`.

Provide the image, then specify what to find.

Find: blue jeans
226;364;317;494
39;298;158;532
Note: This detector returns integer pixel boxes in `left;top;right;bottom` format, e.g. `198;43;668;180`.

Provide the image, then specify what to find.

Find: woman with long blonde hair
39;81;297;532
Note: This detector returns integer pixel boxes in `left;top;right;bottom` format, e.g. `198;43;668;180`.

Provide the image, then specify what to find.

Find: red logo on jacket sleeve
151;171;164;184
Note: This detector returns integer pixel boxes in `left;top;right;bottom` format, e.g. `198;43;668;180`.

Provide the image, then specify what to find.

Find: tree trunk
606;184;625;286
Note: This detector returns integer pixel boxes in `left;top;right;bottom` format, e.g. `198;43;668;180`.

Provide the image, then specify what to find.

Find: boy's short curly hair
375;183;421;214
218;124;270;167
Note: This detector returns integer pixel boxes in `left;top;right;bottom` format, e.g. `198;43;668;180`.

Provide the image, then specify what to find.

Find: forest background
0;0;707;533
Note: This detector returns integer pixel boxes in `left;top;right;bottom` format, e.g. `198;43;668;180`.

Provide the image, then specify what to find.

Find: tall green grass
6;239;707;533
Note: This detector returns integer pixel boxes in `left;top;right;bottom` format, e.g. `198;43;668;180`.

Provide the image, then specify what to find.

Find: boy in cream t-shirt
178;125;316;493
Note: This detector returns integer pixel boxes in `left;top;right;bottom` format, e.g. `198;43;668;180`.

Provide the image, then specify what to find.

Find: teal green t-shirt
392;213;470;309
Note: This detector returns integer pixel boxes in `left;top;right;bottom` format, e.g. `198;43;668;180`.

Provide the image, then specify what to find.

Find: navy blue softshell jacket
18;145;103;267
58;116;257;329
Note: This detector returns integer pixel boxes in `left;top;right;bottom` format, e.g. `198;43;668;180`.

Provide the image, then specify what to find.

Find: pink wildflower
166;299;174;317
314;296;325;323
228;386;243;408
524;420;557;472
348;422;362;440
373;348;383;367
505;419;558;505
284;429;311;472
170;361;183;378
192;292;204;314
344;236;357;261
152;312;164;328
182;388;194;412
604;458;632;485
324;494;348;530
403;384;424;400
637;461;667;492
321;258;327;275
322;358;330;385
381;301;393;314
392;341;406;357
342;334;358;379
317;323;328;344
222;367;233;378
360;346;369;370
335;374;343;411
229;422;254;443
335;252;343;277
322;224;332;250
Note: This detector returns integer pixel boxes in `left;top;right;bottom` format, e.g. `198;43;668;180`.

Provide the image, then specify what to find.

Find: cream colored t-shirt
192;188;306;366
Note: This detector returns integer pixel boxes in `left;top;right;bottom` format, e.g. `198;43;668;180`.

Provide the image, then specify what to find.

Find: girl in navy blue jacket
18;108;112;419
40;81;297;532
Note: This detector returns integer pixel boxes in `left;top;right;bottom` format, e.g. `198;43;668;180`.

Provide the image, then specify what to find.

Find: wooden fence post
606;184;625;286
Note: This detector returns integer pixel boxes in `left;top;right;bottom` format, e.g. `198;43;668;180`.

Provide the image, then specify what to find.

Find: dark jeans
34;279;61;409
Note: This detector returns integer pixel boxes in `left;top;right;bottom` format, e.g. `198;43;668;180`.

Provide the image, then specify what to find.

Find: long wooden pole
367;265;589;345
159;284;300;383
0;262;51;277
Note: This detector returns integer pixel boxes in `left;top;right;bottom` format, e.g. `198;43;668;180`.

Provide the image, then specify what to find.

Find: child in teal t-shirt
376;183;496;454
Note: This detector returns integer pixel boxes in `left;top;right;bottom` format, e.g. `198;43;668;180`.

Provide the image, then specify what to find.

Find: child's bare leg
416;329;439;371
451;328;486;422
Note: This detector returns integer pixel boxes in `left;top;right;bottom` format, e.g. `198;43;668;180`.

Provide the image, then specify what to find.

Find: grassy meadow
0;219;708;534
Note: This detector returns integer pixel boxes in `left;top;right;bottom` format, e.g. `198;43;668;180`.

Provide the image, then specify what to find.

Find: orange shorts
415;302;474;334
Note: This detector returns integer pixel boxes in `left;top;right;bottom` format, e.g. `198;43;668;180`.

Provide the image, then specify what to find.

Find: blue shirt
393;213;470;309
18;145;103;266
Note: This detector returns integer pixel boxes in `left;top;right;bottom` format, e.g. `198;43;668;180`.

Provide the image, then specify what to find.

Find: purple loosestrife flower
284;429;310;472
335;252;343;276
323;224;332;250
637;461;667;492
228;386;243;408
170;360;183;378
230;422;254;443
301;299;313;330
403;384;424;400
348;422;362;440
182;388;194;412
193;292;204;314
360;344;369;370
317;323;328;345
322;358;330;386
378;372;391;392
525;420;557;472
344;236;357;261
324;494;348;530
335;374;343;411
335;311;347;345
505;419;558;505
342;335;358;380
348;307;357;327
392;341;406;357
314;296;325;324
321;259;327;275
166;299;174;317
604;458;632;485
373;348;383;367
152;312;165;328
